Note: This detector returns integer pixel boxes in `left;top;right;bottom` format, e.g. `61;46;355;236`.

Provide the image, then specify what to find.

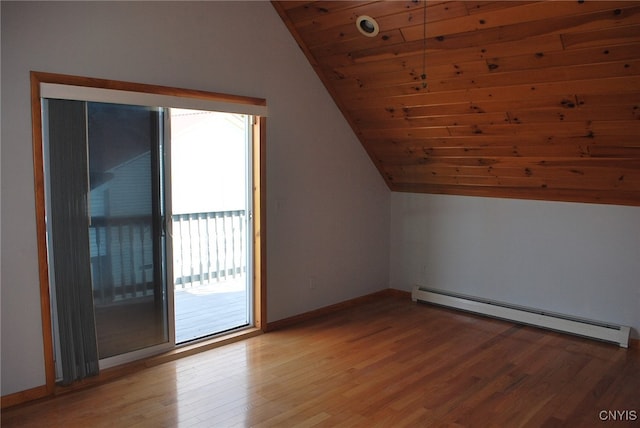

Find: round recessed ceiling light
356;15;379;37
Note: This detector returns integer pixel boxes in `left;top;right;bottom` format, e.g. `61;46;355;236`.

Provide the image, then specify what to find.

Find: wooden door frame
12;71;267;406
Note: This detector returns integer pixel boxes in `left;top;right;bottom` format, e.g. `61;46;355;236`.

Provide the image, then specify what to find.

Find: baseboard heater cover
411;286;630;348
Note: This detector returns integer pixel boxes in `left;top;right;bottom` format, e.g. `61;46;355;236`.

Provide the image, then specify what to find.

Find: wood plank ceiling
272;1;640;206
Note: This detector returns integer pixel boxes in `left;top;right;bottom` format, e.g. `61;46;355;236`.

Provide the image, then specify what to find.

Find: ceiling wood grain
273;0;640;206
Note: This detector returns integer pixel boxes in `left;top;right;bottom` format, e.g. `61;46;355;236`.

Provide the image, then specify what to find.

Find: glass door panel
170;109;251;343
87;102;168;359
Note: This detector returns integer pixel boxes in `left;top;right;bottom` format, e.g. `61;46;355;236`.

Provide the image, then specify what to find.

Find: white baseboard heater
411;286;630;348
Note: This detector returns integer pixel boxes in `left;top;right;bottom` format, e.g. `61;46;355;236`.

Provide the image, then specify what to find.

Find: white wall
390;192;640;339
0;1;390;396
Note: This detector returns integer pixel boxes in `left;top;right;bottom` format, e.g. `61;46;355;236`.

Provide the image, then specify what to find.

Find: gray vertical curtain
46;99;99;384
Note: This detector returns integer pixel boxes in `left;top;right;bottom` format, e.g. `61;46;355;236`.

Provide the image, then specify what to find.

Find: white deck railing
172;210;247;288
89;210;247;303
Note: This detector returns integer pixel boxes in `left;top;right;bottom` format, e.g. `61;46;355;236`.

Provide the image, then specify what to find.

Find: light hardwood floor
3;294;639;427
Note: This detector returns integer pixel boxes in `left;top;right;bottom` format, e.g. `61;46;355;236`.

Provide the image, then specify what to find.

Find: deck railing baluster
117;225;125;298
188;213;194;287
214;212;220;282
232;212;237;279
178;215;185;288
197;213;203;286
95;225;105;304
223;212;228;280
106;223;114;302
139;222;145;295
206;212;213;282
238;211;243;275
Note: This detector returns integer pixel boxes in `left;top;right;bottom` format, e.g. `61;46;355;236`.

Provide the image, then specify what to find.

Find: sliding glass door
35;73;265;388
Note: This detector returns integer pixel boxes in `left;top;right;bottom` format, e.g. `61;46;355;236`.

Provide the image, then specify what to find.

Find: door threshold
149;327;263;366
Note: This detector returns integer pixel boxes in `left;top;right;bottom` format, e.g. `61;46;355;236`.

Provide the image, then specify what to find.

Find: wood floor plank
2;294;638;427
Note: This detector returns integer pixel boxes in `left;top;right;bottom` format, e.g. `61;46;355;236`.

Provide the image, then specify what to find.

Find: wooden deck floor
3;293;639;426
174;276;248;344
78;278;249;359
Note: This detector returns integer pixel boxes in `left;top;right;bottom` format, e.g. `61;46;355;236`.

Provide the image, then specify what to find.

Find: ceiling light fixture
356;15;379;37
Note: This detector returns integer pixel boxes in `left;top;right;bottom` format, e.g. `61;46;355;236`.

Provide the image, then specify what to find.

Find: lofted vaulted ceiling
272;1;640;206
